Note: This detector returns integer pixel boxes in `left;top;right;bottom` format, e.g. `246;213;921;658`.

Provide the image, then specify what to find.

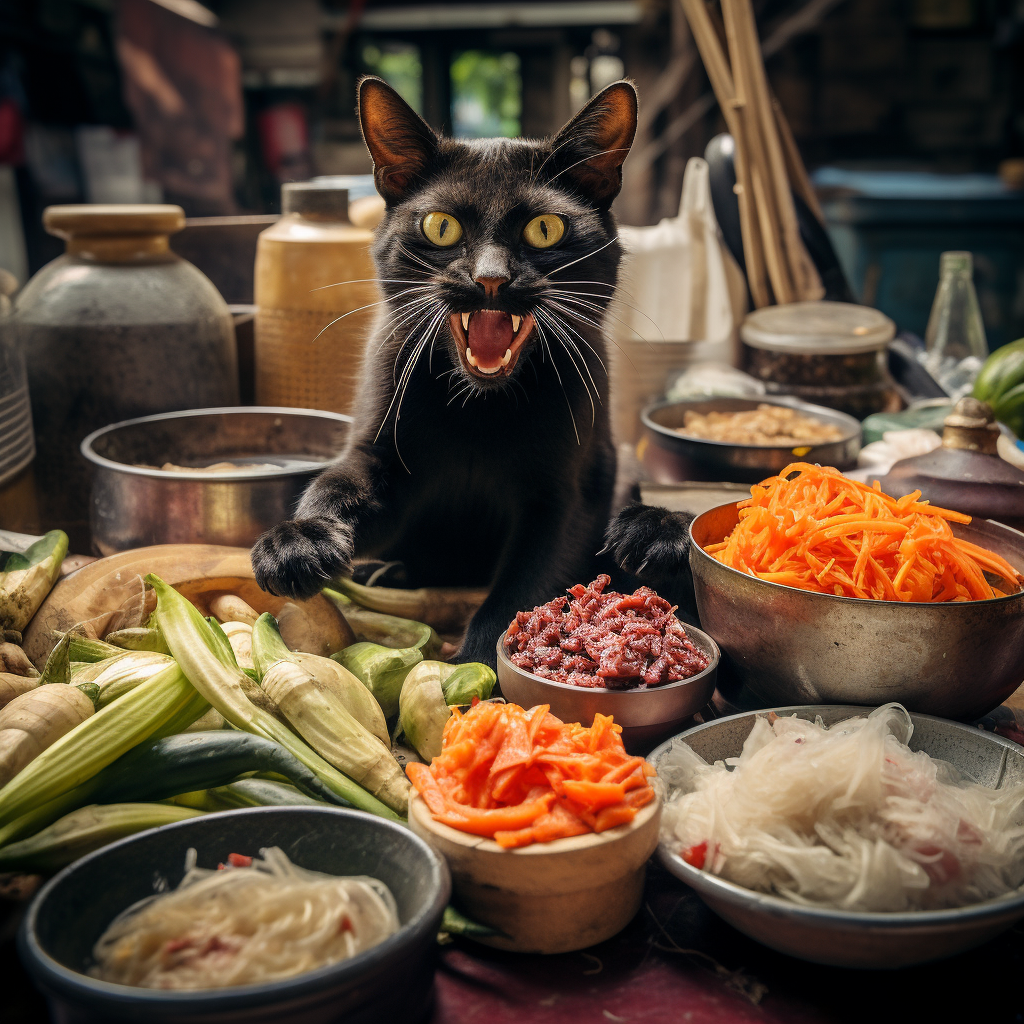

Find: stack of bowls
0;332;35;489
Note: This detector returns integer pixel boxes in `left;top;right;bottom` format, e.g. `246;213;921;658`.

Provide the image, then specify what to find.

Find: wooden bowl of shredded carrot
688;463;1024;720
406;701;661;953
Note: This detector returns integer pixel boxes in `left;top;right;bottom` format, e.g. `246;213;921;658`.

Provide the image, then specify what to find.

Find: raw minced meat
505;575;709;689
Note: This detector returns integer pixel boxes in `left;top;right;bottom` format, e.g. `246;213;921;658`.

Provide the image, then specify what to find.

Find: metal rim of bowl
80;407;352;483
690;502;1024;609
19;806;450;1008
649;706;1024;929
496;621;721;697
641;395;862;456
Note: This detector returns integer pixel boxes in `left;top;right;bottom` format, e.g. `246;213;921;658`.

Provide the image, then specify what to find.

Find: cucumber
0;803;203;873
90;730;351;807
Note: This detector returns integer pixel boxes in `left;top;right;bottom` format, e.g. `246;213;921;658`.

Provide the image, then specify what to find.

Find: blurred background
0;0;1022;322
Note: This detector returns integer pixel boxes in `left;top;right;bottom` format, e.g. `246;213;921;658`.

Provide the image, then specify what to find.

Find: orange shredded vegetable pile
406;701;656;849
706;462;1023;602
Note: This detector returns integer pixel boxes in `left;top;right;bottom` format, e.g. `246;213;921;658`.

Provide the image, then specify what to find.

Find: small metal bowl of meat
640;396;861;484
495;577;720;751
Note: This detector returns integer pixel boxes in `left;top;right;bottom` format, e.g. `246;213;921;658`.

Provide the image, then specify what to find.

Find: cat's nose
475;276;509;299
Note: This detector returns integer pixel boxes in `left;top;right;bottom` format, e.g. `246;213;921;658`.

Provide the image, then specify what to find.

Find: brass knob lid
43;205;186;238
942;396;1000;455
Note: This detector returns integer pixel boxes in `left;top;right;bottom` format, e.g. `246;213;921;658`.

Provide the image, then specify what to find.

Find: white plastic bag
607;157;748;443
611;156;746;353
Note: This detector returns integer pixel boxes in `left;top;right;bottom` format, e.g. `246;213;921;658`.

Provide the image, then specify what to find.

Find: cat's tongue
467;310;514;366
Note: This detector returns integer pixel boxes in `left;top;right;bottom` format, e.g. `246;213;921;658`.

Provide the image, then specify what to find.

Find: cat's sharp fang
461;312;470;332
511;315;521;333
501;348;512;367
465;347;478;367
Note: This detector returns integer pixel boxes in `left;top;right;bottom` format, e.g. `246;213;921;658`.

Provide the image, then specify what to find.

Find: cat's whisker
375;296;442;363
542;236;619;280
545;147;632;189
544;291;662;347
533;319;580;445
312;288;431;342
539;300;608;375
534;307;599;424
310;278;429;292
390;307;443;387
396;240;442;276
546;288;667;341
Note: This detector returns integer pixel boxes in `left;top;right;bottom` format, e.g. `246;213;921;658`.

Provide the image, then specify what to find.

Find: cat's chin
448;311;535;381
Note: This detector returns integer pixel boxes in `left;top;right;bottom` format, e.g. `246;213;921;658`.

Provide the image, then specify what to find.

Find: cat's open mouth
449;310;535;379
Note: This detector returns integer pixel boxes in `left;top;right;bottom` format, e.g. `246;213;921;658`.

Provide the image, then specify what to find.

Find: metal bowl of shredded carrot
689;463;1024;720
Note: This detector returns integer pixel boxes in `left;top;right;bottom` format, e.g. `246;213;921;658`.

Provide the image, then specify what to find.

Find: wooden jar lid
43;205;186;238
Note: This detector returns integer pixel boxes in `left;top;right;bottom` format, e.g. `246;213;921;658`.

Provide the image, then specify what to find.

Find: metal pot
81;407;349;555
689;501;1024;721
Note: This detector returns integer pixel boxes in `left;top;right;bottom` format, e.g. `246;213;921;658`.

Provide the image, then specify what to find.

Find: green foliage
451;51;522;138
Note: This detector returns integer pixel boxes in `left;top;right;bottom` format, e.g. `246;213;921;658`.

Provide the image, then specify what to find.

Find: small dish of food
640;396;861;483
690;463;1024;719
496;576;719;749
18;806;449;1024
651;704;1024;969
407;700;661;954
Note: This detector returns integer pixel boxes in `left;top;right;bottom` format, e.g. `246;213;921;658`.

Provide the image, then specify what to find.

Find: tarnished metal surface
651;707;1024;969
81;407;349;555
689;503;1024;721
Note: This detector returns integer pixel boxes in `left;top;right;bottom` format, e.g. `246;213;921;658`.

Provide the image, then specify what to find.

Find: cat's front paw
604;503;693;579
251;517;354;599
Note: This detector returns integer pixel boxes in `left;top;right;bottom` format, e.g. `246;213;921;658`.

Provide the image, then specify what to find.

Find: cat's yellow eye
523;214;565;249
422;212;463;247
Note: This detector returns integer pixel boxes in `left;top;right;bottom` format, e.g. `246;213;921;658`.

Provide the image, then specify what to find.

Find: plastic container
254;183;378;414
741;301;898;419
11;205;238;546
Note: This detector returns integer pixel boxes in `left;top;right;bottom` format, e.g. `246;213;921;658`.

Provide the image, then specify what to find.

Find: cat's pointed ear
548;81;637;209
358;76;438;205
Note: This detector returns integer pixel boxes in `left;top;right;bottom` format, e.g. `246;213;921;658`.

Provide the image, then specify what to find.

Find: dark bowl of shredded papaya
496;576;720;752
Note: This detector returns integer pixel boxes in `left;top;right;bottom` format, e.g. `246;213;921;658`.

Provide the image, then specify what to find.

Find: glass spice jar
741;301;898;419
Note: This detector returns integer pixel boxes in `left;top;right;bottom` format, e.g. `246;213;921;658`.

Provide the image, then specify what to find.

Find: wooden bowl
409;790;661;954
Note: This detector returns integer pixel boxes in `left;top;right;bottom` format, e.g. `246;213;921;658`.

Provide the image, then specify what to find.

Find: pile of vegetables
0;543;497;880
973;337;1024;438
407;701;657;849
706;463;1023;601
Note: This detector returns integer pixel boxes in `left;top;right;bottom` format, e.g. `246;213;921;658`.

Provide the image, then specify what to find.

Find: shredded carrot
707;463;1023;602
407;702;656;849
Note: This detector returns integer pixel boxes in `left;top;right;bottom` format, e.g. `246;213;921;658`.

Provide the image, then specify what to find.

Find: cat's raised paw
604;503;693;580
251;517;354;600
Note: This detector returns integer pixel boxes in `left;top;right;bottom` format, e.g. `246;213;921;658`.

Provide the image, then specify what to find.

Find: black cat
251;76;646;664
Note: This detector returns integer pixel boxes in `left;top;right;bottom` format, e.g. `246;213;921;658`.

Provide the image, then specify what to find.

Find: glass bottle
922;251;988;397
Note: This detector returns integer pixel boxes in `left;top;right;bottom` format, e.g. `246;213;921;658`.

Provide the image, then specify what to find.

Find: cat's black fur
251;77;647;664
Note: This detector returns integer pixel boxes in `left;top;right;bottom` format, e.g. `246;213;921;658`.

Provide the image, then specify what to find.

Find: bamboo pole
678;0;771;307
720;0;794;304
726;0;823;301
772;94;825;225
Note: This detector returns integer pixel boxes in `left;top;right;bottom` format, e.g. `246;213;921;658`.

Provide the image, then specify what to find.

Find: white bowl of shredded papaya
406;701;661;954
689;462;1024;719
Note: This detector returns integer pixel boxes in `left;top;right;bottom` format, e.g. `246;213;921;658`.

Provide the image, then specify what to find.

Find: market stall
1;0;1024;1020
